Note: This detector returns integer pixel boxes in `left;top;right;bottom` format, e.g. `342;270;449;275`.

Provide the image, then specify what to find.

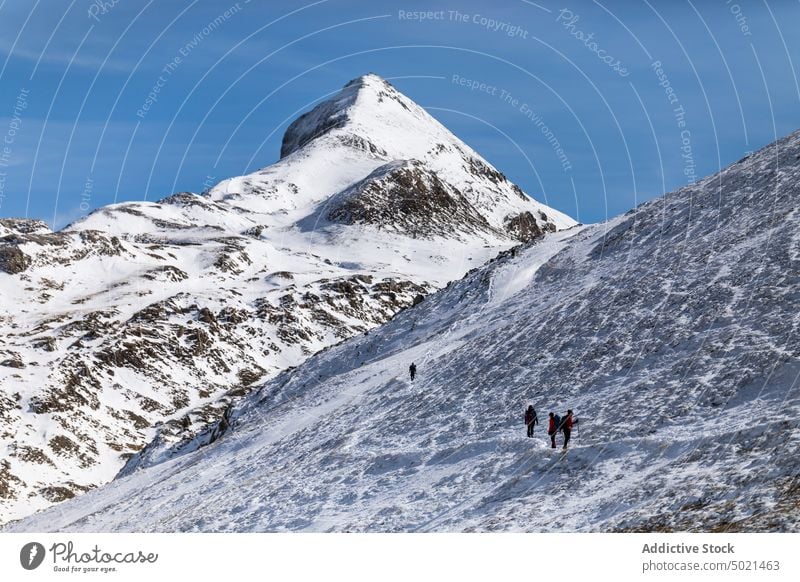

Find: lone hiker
548;412;559;448
561;409;579;449
409;362;417;381
524;405;538;438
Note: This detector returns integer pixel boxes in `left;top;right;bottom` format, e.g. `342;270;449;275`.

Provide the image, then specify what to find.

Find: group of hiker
525;405;578;449
408;365;577;450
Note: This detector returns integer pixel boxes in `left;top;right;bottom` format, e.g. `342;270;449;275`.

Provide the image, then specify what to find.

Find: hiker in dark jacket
524;405;538;437
547;412;558;448
561;409;578;449
409;362;417;381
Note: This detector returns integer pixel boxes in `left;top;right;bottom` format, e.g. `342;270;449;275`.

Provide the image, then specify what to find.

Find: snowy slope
9;129;799;533
0;74;574;524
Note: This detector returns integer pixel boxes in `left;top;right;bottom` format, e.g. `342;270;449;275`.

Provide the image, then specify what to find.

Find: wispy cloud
0;39;138;73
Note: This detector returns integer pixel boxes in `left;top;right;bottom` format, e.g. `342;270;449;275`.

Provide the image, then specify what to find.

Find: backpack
525;409;534;424
554;415;562;431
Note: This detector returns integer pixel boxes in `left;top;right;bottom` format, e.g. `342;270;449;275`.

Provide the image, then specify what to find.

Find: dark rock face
467;157;507;186
0;357;24;368
504;212;544;242
0;227;129;277
503;211;558;242
0;246;32;274
325;161;497;240
0;218;51;235
337;134;387;157
280;101;350;159
0;461;24;500
159;192;205;206
142;266;189;282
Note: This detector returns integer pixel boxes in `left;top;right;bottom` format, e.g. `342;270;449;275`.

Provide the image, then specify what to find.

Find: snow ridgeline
8;128;800;532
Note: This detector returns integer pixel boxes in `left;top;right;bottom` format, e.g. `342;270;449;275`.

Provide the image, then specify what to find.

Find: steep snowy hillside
0;74;575;524
10;129;799;533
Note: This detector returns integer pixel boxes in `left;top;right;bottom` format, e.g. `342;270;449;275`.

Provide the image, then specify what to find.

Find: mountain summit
203;73;574;238
0;74;574;524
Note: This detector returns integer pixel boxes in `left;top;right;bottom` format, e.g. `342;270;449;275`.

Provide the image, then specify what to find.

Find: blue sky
0;0;798;228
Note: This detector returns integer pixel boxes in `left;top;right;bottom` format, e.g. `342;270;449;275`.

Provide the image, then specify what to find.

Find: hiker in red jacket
524;405;538;438
547;412;558;448
562;409;579;449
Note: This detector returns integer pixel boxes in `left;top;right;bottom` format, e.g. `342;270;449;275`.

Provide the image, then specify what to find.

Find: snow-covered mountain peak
278;74;438;159
209;74;575;235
